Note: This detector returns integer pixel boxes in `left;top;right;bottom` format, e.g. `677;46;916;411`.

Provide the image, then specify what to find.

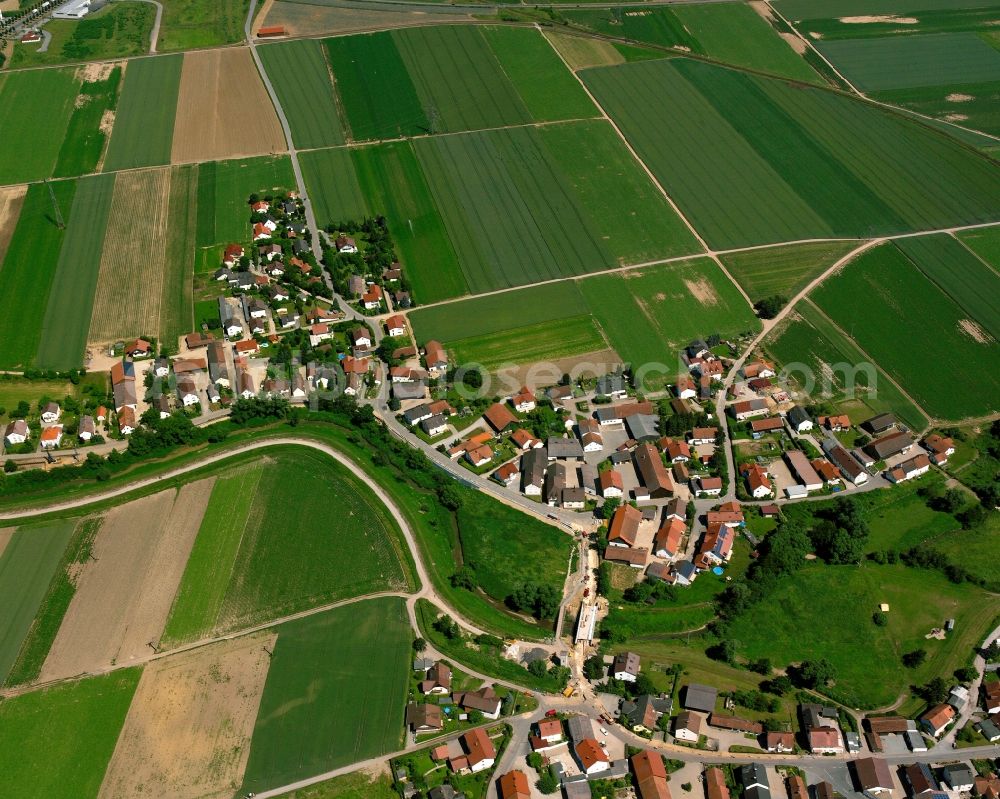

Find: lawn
449;315;607;371
929;512;1000;590
726;563;998;708
258;39;346;149
582;58;1000;249
240;598;411;794
102;54;183;172
0;669;140;799
52;66;121;178
816;32;1000;91
863;478;962;553
9;2;154;68
324;31;428;140
811;242;1000;419
195;155;295;248
720;240;860;303
0;68;80;184
0;181;77;370
35;173;116;371
0;378;75;423
408;280;591;343
0;522;77;684
763;299;930;429
156;0;250;52
896;234;1000;341
162;448;414;642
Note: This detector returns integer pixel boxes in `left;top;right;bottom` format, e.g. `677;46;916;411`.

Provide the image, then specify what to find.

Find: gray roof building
547;436;584;460
626;413;660;442
683;683;717;713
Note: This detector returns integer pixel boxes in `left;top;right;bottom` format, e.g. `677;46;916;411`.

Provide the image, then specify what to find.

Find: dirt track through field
0;185;27;267
39;481;213;682
98;631;274;799
543;32;624;71
171;48;285;164
87;168;174;344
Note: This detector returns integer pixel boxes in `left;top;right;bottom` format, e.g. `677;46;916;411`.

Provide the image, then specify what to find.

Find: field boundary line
950;231;1000;280
536;24;763;314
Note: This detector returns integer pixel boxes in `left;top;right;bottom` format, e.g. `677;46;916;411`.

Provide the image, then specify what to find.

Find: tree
412;638;426;653
754;295;787;319
748;657;772;675
872;611;888;627
761;675;792;696
3;460;16;474
706;639;736;664
634;672;657;697
537;769;560;794
793;659;835;689
953;666;976;683
919;676;949;704
584;656;605;680
602;497;621;520
528;658;549;677
903;648;927;668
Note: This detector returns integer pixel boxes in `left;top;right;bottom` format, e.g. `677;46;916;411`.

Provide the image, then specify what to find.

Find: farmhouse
673;711;701;743
118;407;136;435
919;703;955;737
177;378;200;407
764;731;794;753
600;469;624;498
124;338;152;358
983;680;1000;714
634;442;674;498
694;476;722;497
862;413;897;436
632;750;670;799
39;425;63;449
113;381;138;413
454;687;502;719
941;764;975;792
654;517;685;558
512;387;536;412
609;504;642;547
627;414;661;442
923;434;955;465
741;763;770;799
612;651;640;682
421;414;448;438
783;450;823;492
706;502;744;527
741;463;772;498
4;419;30;447
743;360;775;379
731;398;768;421
887;453;931;484
596;373;628;399
811;459;841;486
822;440;869;484
787;405;813;432
604;546;647;568
511;428;542;450
406;703;443;733
809;728;844;754
749;417;783;437
683;684;718;713
865;431;914;461
521;449;546;496
578;419;604;452
484;402;517;434
661;437;691;463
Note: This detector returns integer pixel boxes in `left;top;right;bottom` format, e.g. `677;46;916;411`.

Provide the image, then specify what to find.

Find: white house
178;379;200;407
612;651;640;682
40;425;63;449
674;712;701;743
576;739;610;776
40;403;61;424
385;315;406;337
4;419;29;447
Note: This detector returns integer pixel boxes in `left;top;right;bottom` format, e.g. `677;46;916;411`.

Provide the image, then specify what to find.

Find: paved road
131;0;163;52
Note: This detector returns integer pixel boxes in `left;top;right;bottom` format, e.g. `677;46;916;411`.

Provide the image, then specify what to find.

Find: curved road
131;0;163;53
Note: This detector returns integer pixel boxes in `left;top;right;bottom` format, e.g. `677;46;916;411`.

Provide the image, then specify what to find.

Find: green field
775;0;1000;19
325;31;428;140
763;299;930;429
897;234;1000;340
9;2;154;68
811;242;1000;419
0;669;140;799
929;512;1000;589
863;477;961;553
0;522;78;684
240;598;410;794
582;58;1000;249
350;143;466;303
299;146;370;226
259;39;346;149
195;155;295;249
958;224;1000;268
163;449;413;643
156;0;250;52
0;182;77;370
35;174;116;371
581;258;760;382
102;54;183;172
449;315;607;370
0;68;80;184
275;771;398;799
817;32;1000;91
53;66;121;178
727;563;998;708
564;2;820;83
480;26;598;120
874;80;1000;138
721;240;860;302
409;281;590;343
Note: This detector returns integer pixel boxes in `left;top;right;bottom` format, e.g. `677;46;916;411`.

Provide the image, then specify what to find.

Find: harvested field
0;185;27;268
262;0;476;37
39;482;212;682
99;632;274;799
171;48;286;164
543;31;625;70
88;165;196;345
492;347;621;393
0;528;14;559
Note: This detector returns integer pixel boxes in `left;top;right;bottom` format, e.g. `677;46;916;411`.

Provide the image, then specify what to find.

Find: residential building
612;651;640;682
923;434;955;465
521;448;546;497
512;387;536;413
809;728;843;754
39;425;63;449
453;687;502;719
608;504;643;548
633;442;674;497
674;711;701;743
941;764;975;792
461;728;496;773
600;469;624;499
498;770;530;799
405;703;443;733
887;454;931;484
763;731;793;753
632;750;671;799
575;738;610;776
919;703;955;737
852;758;893;794
787;405;813;432
484;402;517;434
654;518;685;559
731;398;769;421
4;419;29;447
706;768;730;799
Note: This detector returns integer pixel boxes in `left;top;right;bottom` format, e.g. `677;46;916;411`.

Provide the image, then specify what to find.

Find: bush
872;611;888;626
